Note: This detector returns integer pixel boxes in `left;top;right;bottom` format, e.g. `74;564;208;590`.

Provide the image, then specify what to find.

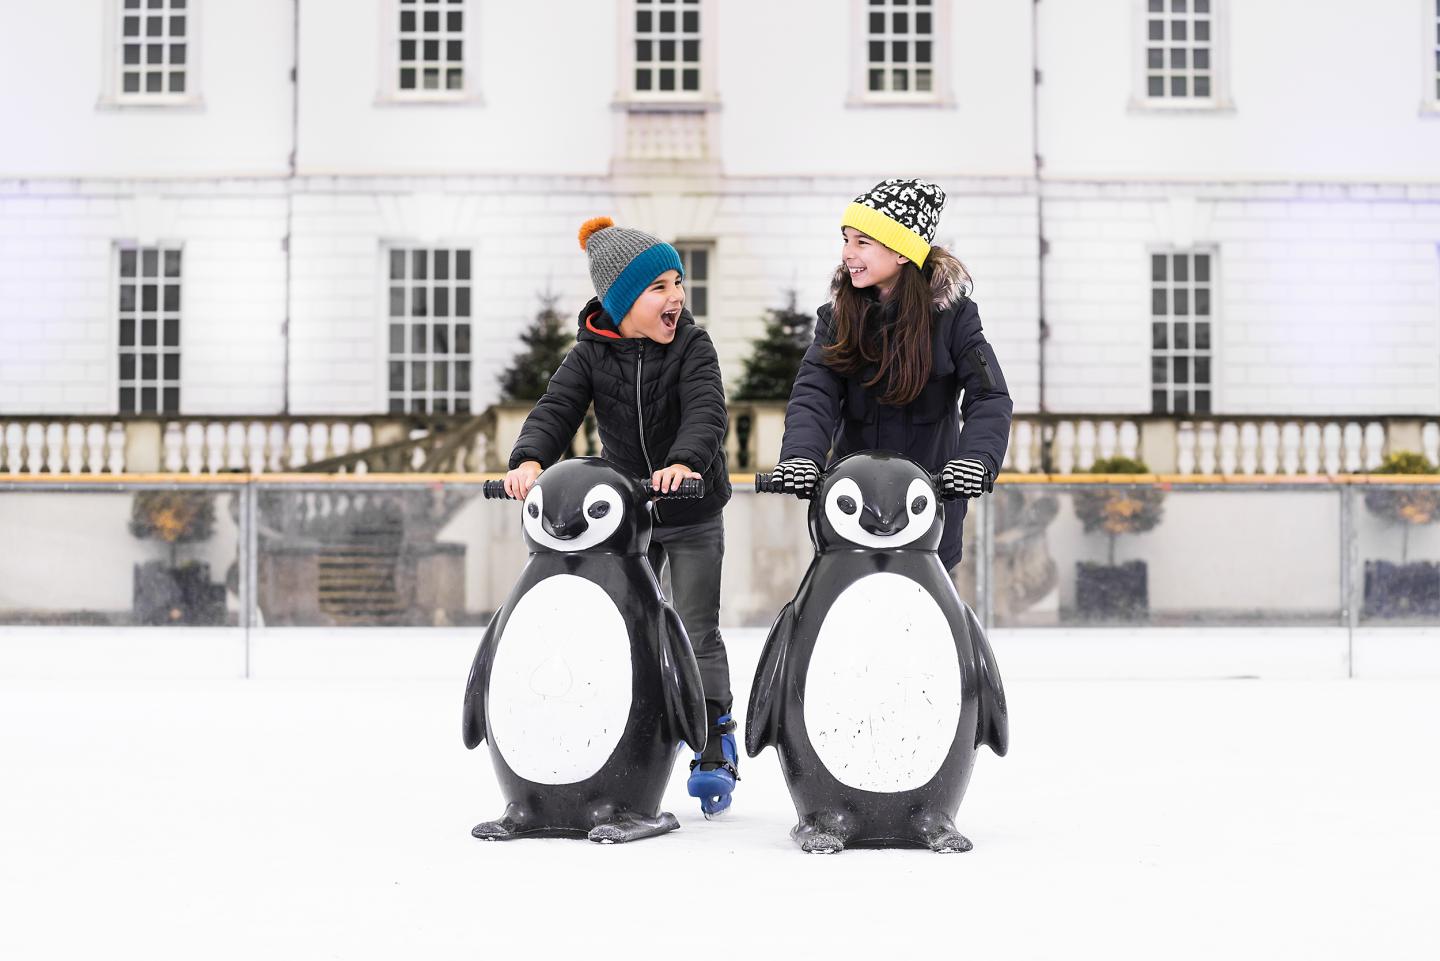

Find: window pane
1148;19;1163;41
434;362;449;391
1152;321;1167;349
1174;356;1189;384
456;324;471;354
411;361;427;391
120;387;136;412
446;69;462;89
690;286;707;317
390;324;404;353
164;249;181;276
1170;48;1187;69
1148;75;1164;97
120;285;136;311
1195;21;1209;41
164;319;179;346
433;325;449;354
1151;254;1167;281
1195;390;1211;414
390;250;406;279
1152;289;1167;315
142;249;158;275
1195;357;1211;384
400;68;416;89
1196;288;1211;315
869;69;884;91
120;249;137;276
433;250;449;280
456;287;471;317
1196;322;1211;349
456;250;471;279
412;325;427;353
1195;76;1211;97
120;354;136;379
682;69;699;91
1152;390;1167;414
1194;48;1210;69
389;362;405;392
1172;255;1188;282
456;361;470;391
659;69;675;90
164;284;180;310
1174;323;1190;349
142;285;157;311
142;319;156;346
141;387;157;411
1195;255;1210;282
1173;392;1189;416
1171;75;1188;97
1174;289;1189;315
1152;357;1167;385
682;39;699;62
163;354;179;379
1171;19;1186;41
434;287;449;317
892;41;909;63
390;286;405;316
869;12;884;33
412;287;427;316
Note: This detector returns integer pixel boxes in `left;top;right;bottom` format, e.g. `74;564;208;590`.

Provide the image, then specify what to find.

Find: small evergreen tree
733;291;813;401
498;292;574;402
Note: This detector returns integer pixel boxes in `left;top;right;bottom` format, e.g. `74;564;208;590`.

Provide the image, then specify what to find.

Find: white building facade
1;0;1438;435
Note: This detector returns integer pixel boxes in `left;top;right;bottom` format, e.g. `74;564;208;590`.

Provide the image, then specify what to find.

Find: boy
503;217;739;815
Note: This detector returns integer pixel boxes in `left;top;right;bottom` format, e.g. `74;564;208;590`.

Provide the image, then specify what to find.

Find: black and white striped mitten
772;457;820;498
940;458;991;498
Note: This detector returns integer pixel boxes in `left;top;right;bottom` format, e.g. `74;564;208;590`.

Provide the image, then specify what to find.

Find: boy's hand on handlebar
652;463;700;494
940;458;992;498
505;461;542;499
773;458;820;498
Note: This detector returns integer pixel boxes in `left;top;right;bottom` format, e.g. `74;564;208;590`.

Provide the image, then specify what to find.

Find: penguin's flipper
962;602;1009;757
744;601;795;758
461;612;502;750
660;604;708;754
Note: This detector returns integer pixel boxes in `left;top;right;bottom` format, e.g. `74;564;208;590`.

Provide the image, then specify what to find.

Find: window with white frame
387;248;472;414
633;0;701;94
1151;251;1213;416
675;243;711;322
117;246;182;414
1144;0;1213;100
118;0;189;97
397;0;465;93
865;0;936;95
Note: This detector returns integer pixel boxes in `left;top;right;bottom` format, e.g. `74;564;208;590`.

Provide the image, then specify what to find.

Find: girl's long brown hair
821;247;950;407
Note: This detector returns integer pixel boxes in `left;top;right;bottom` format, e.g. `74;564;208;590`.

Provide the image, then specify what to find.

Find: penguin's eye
836;495;857;515
911;496;928;514
527;503;539;518
587;501;610;519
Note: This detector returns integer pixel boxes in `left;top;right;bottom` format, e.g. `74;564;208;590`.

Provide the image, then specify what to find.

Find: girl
774;179;1012;571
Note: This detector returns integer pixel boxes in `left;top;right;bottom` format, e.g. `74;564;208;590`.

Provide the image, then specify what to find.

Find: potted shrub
1362;451;1440;619
1071;457;1165;621
130;490;226;625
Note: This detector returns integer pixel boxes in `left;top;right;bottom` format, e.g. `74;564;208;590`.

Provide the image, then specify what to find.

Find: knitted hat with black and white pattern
842;179;947;267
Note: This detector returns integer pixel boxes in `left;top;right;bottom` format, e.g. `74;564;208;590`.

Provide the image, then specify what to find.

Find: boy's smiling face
618;270;685;343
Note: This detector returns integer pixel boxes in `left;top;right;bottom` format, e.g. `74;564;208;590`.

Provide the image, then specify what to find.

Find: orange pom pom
578;216;614;250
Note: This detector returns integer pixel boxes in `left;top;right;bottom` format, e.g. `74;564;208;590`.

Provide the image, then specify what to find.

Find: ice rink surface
3;629;1438;961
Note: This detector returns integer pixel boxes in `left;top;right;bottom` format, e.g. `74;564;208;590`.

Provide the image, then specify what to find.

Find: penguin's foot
912;810;973;854
792;812;851;855
471;801;540;841
586;811;680;845
471;815;524;841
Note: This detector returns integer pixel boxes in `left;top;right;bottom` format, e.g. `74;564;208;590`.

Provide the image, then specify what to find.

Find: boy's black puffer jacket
508;297;732;528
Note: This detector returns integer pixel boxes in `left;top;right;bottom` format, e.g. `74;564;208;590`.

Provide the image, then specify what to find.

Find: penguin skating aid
748;452;1009;854
461;458;708;844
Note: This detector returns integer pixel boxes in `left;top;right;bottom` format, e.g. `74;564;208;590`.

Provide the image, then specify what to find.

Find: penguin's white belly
803;572;963;793
487;574;633;784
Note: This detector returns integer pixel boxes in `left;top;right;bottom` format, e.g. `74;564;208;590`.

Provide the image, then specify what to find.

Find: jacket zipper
972;346;997;391
635;343;662;524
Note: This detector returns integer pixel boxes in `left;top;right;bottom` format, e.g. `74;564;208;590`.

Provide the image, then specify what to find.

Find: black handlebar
482;477;705;501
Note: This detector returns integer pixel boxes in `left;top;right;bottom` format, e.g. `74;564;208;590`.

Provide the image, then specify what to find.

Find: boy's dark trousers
646;512;730;725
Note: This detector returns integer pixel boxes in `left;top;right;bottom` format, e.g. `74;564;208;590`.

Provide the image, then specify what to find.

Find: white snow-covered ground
2;628;1438;961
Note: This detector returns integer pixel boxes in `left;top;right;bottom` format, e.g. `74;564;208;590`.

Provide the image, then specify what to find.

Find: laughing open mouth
660;308;680;330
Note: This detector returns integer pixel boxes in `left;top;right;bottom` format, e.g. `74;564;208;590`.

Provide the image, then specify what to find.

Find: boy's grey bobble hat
577;216;685;325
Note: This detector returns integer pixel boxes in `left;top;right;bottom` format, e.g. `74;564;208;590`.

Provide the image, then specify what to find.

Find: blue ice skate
687;714;740;817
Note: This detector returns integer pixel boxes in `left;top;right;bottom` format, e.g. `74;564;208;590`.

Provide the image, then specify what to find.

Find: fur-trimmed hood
828;246;972;312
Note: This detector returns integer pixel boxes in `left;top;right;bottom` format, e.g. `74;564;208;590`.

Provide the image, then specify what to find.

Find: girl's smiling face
841;227;908;298
618;270;685;342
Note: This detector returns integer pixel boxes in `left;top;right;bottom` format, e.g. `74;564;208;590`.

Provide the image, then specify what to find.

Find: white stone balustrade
1;413;1435;476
